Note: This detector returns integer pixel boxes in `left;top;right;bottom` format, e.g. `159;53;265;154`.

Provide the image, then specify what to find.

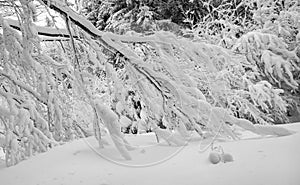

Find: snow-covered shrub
0;0;296;165
81;1;299;124
233;32;299;90
98;30;293;132
186;0;300;123
230;1;300;122
0;1;101;166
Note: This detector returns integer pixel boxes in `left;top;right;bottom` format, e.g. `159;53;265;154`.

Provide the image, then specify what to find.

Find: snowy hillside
1;123;299;185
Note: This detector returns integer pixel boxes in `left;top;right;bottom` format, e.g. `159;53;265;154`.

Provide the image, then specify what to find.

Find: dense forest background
0;0;299;166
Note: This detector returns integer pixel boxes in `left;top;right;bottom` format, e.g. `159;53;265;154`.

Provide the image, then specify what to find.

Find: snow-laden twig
39;0;103;37
0;70;47;105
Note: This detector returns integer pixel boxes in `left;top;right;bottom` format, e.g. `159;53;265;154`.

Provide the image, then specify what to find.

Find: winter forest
0;0;300;185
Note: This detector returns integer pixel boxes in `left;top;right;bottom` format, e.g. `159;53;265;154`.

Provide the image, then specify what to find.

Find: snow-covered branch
0;70;47;105
39;0;103;37
2;18;78;38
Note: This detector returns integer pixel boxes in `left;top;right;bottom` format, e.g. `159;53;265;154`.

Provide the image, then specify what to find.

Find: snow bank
0;123;299;185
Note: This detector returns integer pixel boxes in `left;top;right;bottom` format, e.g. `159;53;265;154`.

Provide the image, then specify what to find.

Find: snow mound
0;123;300;185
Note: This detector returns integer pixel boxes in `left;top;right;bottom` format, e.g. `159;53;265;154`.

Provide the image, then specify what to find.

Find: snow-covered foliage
82;0;300;122
0;1;97;166
231;1;300;122
0;0;297;166
233;32;299;90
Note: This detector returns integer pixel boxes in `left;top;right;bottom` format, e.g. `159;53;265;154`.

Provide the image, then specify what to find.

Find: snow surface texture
0;123;299;185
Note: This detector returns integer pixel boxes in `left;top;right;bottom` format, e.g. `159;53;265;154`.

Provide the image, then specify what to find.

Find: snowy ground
0;123;300;185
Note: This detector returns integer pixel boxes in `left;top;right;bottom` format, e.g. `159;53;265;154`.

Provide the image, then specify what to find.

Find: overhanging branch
0;70;47;105
3;18;78;38
39;0;103;37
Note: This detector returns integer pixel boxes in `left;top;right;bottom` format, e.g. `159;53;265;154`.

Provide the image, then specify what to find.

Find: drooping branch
65;15;80;69
2;2;146;59
36;0;122;54
0;89;55;139
0;70;47;105
39;0;104;37
2;18;78;38
35;0;169;103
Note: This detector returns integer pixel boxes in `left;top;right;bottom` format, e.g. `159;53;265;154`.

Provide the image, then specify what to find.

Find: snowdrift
0;123;299;185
